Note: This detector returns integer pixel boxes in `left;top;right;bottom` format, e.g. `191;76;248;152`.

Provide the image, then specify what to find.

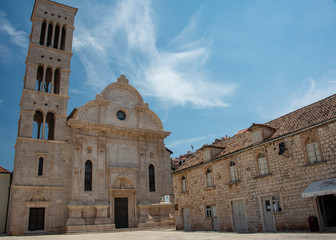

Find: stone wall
173;121;336;231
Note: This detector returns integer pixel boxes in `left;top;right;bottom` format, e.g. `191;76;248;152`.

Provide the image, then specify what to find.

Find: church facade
7;0;174;235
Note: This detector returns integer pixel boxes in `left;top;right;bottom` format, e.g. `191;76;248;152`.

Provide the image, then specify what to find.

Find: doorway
231;200;247;232
261;196;276;231
317;194;336;228
182;208;191;231
115;198;128;228
28;208;45;231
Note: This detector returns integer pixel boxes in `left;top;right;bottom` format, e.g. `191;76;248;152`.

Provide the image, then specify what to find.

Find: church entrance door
115;198;128;228
28;208;45;231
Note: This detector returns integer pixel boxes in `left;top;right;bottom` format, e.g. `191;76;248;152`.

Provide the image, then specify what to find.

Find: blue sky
1;0;336;171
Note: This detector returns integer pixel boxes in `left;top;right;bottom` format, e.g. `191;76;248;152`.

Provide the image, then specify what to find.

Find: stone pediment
68;75;165;132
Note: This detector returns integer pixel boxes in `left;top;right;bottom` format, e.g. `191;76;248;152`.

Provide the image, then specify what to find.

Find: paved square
1;230;336;240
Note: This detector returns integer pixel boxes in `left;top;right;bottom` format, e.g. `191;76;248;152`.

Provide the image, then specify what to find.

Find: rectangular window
272;196;282;212
203;149;211;161
206;170;213;187
258;157;268;175
38;157;44;176
306;142;321;163
230;165;237;182
205;206;212;218
252;130;262;144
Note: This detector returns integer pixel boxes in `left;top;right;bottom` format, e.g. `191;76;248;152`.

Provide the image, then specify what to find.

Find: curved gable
71;75;164;131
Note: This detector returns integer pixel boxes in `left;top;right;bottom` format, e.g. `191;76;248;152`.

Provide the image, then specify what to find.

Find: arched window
60;25;66;50
38;157;44;176
53;24;60;49
149;164;155;192
229;162;238;182
33;111;43;139
46;22;53;47
257;153;268;176
45;112;55;140
85;160;92;191
36;66;44;91
306;141;321;163
53;68;60;94
182;176;187;193
39;21;46;45
206;169;213;187
44;68;52;93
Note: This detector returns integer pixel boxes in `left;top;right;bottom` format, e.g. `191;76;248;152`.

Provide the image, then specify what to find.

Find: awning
302;177;336;198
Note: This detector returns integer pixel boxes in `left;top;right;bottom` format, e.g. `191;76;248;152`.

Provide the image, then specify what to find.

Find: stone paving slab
1;230;336;240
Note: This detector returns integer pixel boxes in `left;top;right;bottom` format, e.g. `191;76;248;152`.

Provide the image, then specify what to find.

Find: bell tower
19;0;77;140
7;0;77;235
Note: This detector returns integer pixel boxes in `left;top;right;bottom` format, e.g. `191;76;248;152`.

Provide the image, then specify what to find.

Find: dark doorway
318;194;336;228
115;198;128;228
28;208;45;231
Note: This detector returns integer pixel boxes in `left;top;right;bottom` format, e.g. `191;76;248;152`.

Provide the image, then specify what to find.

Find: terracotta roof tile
0;166;11;174
176;94;336;172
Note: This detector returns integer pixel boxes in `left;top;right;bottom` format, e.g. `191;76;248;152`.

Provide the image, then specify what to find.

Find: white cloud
69;89;81;94
167;135;211;148
0;10;27;49
0;44;12;64
259;74;336;120
72;0;235;108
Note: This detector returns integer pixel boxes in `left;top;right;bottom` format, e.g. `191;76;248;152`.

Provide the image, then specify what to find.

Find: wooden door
28;208;45;231
232;200;246;232
262;196;276;231
115;198;128;228
183;208;191;231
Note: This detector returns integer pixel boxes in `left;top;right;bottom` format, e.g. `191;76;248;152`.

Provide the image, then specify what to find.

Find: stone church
7;0;174;235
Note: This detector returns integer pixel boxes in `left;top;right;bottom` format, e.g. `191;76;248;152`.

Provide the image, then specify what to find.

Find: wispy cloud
0;99;3;106
0;44;12;64
73;0;235;108
259;72;336;120
167;135;212;148
69;88;82;94
0;10;27;50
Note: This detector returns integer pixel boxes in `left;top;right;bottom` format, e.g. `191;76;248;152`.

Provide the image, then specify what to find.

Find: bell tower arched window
33;111;43;139
39;21;46;45
60;25;66;50
53;24;60;49
44;68;52;93
36;66;43;91
53;69;60;94
45;112;55;140
46;22;53;47
85;160;92;191
149;164;155;192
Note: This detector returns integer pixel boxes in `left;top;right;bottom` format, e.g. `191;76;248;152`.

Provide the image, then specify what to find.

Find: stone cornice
27;43;74;57
68;119;171;139
13;185;64;189
21;89;70;101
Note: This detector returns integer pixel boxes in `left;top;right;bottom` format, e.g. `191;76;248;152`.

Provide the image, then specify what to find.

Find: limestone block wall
0;173;11;233
173;120;336;231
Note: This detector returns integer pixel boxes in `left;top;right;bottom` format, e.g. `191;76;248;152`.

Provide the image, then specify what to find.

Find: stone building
7;0;174;235
0;166;11;233
173;94;336;232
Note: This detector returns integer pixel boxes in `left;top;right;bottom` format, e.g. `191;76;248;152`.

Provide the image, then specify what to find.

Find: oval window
116;110;126;120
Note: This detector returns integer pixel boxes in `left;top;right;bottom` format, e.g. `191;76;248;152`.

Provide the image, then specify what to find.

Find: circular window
116;110;126;121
